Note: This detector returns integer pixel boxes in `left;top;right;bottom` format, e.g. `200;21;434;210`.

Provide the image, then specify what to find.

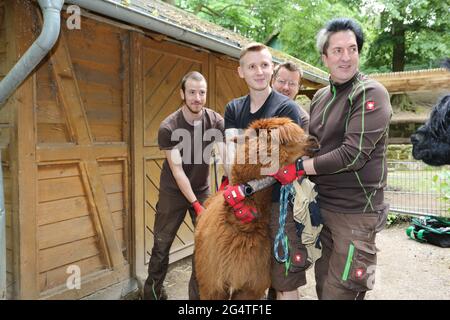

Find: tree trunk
392;18;405;72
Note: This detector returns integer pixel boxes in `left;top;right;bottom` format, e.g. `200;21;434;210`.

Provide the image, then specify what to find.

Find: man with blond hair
223;43;309;300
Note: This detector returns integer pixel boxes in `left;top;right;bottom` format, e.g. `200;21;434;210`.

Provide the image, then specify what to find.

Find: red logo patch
366;101;375;110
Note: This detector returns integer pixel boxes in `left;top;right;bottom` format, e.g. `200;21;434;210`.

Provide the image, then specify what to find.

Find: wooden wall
0;0;15;299
4;0;249;298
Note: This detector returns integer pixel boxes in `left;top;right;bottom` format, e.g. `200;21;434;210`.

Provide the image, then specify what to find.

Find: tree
277;0;360;69
361;0;450;72
176;0;289;43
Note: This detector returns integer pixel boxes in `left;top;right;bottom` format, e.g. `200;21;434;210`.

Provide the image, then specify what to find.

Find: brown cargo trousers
143;190;209;300
314;205;388;300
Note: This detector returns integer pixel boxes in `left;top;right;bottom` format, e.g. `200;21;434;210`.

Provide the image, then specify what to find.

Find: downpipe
0;0;64;300
0;0;64;107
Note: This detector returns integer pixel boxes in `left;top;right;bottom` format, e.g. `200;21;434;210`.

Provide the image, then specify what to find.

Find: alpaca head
231;117;319;184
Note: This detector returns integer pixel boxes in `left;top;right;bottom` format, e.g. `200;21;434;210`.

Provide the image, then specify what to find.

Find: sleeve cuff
303;158;316;175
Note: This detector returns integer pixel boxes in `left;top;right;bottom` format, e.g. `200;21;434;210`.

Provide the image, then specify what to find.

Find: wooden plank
76;81;122;106
145;175;159;208
5;224;11;249
39;264;129;300
143;61;200;146
98;161;123;175
38;215;97;250
39;254;106;292
145;160;162;188
12;0;39;299
176;216;195;245
38;175;85;203
49;25;92;145
130;32;146;279
82;160;126;268
89;123;122;142
37;196;90;226
36;124;70;143
36;144;128;162
220;66;242;100
37;163;80;180
6;248;12;272
106;192;124;213
115;228;126;252
72;59;122;90
36;98;69;124
144;201;156;235
111;210;124;230
121;31;130;144
100;172;123;194
39;236;101;272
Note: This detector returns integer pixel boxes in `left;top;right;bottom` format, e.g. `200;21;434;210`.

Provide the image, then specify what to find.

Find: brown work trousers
314;205;388;300
143;190;209;300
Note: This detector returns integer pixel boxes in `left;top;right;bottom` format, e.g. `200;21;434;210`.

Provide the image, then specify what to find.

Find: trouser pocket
341;240;377;291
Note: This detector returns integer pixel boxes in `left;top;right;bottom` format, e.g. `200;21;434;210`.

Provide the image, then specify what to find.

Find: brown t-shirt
158;107;224;195
309;72;392;213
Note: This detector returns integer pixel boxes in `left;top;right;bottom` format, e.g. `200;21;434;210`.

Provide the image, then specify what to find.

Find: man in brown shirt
271;18;392;299
143;71;224;300
272;61;310;132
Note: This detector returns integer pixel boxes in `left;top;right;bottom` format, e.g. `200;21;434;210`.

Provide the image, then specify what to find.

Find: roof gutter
0;0;64;107
66;0;327;84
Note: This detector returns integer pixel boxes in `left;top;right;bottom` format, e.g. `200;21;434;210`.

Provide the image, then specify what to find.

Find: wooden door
11;3;131;298
132;34;209;280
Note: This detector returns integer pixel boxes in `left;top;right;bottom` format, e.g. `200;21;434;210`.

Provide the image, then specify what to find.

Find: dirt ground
164;225;450;300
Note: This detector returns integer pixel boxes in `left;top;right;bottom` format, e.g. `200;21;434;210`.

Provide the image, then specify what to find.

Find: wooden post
130;32;146;281
11;1;39;299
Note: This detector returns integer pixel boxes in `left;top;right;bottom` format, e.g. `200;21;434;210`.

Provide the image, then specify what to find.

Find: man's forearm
172;171;198;204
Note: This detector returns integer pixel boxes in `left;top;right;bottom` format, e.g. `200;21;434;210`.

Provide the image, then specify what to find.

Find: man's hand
219;176;229;191
191;200;204;216
223;185;245;207
270;160;305;185
232;202;257;224
223;185;257;223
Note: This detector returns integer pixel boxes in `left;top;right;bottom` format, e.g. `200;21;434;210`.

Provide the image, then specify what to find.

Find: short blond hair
239;42;269;64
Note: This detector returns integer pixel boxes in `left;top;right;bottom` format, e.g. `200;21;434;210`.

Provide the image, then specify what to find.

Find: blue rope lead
274;183;295;263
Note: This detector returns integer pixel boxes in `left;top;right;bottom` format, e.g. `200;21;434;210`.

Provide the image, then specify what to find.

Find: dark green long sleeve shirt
309;72;392;213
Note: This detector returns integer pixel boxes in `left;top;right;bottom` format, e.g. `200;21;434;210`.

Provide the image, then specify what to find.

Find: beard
183;99;203;114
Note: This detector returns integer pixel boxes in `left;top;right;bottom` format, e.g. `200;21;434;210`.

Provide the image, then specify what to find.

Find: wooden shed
0;0;327;299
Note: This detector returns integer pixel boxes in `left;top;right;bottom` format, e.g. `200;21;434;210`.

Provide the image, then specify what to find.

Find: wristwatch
296;158;304;172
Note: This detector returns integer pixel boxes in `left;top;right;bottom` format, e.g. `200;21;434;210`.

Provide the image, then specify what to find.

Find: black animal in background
410;94;450;166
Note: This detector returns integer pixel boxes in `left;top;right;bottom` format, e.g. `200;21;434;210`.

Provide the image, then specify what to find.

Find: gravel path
165;225;450;300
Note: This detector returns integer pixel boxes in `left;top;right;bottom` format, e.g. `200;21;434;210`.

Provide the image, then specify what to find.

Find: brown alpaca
195;117;318;300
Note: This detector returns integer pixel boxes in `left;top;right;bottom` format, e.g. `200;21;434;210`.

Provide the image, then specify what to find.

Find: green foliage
176;0;289;43
432;171;450;215
278;0;360;68
361;0;450;71
176;0;450;73
386;213;411;227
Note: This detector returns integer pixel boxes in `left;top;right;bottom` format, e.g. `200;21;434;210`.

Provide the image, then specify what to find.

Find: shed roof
67;0;328;86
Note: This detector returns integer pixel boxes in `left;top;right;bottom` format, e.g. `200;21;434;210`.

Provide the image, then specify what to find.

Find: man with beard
143;71;224;300
271;18;392;299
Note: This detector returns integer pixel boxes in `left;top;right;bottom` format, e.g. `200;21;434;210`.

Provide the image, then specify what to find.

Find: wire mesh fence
385;161;450;217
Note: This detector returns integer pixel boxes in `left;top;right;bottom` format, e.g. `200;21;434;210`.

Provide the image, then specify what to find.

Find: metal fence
385;161;450;217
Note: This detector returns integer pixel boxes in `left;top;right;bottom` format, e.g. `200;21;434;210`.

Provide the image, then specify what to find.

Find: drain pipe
0;0;64;300
0;0;64;107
